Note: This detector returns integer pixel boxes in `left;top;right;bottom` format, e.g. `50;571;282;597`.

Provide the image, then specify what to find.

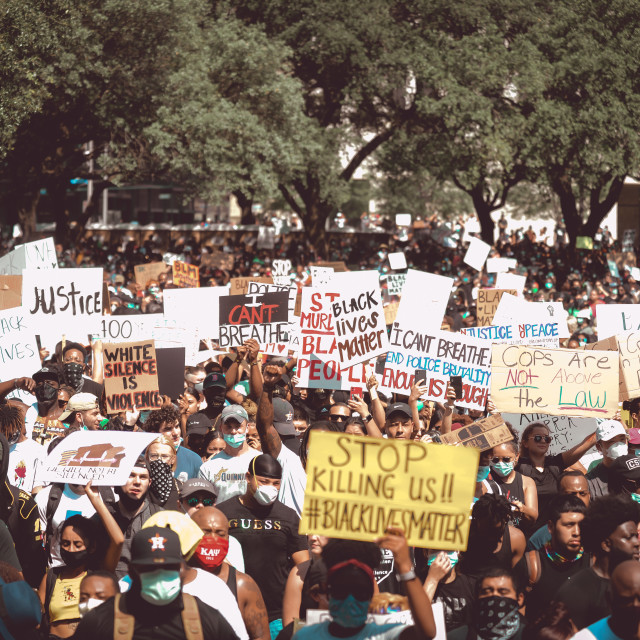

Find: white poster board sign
596;305;640;339
486;257;517;273
463;237;491;271
388;252;408;270
0;237;58;275
495;272;526;296
163;286;228;340
0;307;42;379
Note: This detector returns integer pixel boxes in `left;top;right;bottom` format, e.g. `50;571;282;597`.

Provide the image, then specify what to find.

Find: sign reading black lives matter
218;291;289;348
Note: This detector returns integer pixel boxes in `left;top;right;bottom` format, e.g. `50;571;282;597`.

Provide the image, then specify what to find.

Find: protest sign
0;307;42;379
388;252;407;270
462;322;560;348
492;294;569;338
0;237;58;275
608;259;621;279
310;261;348;272
156;347;186;399
486;257;517;273
463;237;491;271
615;332;640;400
476;289;518;327
395;213;412;227
99;314;164;343
596;305;640;339
576;236;594;250
163;286;228;339
103;340;162;414
257;226;275;249
172;261;199;288
272;259;292;286
623;229;637;253
440;415;512;451
383;301;399;326
200;252;234;271
38;431;158;486
229;276;273;295
300;431;477;550
22;267;103;337
385;274;406;296
310;266;334;286
328;271;389;368
632;267;640;281
0;276;22;311
297;288;369;390
247;281;298;351
491;345;618;417
502;413;598;456
218;291;289;348
495;272;526;295
134;262;169;288
394;270;454;334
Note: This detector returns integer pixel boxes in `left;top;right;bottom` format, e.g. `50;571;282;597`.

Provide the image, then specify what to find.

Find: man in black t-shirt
216;454;309;635
555;491;640;630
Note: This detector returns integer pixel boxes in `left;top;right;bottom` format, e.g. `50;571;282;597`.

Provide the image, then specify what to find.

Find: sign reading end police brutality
300;432;478;550
218;291;289;348
491;345;618;418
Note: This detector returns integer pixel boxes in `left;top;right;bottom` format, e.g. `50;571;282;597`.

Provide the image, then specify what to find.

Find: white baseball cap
596;420;627;442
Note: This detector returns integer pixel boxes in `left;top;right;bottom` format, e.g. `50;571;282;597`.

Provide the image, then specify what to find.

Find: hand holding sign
375;527;413;575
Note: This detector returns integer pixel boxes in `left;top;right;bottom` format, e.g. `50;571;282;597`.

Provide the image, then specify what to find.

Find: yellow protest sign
299;431;478;550
491;344;619;418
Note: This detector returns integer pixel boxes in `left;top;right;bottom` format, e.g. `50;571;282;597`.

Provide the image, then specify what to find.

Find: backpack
113;593;204;640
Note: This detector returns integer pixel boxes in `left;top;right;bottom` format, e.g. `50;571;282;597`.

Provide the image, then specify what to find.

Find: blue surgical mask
635;449;640;458
223;433;246;448
427;551;459;567
139;569;181;605
631;493;640;504
491;461;515;477
329;595;370;628
476;465;491;482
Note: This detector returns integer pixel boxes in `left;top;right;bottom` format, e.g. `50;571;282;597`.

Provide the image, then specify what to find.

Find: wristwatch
397;569;418;582
364;414;373;422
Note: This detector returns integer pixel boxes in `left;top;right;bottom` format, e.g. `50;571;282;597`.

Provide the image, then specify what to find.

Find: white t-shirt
227;536;245;573
182;569;249;640
199;449;260;504
35;484;97;567
9;438;47;493
24;402;39;440
277;445;307;517
294;621;403;640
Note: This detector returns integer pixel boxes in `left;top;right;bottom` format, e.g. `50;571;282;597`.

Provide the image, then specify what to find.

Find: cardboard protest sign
297;288;369;390
310;261;348;272
0;276;22;311
229;276;273;295
588;333;640;401
491;345;618;417
385;274;406;296
476;289;518;327
200;252;234;271
0;237;58;275
495;272;526;295
22;267;103;337
388;252;407;270
37;431;158;486
461;322;561;348
463;237;491;271
440;415;512;451
134;262;169;288
310;266;334;286
156;347;186;399
596;305;640;339
218;291;289;348
502;413;598;456
383;302;399;325
172;261;200;288
328;271;389;369
0;307;42;379
163;287;228;339
300;431;477;550
486;257;516;273
103;340;162;414
394;270;454;334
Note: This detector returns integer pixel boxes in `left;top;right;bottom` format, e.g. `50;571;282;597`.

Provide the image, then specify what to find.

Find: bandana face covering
35;382;58;404
63;362;85;389
195;536;229;568
329;595;370;628
476;596;521;640
149;459;173;503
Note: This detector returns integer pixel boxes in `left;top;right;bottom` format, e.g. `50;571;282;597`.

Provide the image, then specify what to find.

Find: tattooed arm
236;571;271;640
256;364;284;458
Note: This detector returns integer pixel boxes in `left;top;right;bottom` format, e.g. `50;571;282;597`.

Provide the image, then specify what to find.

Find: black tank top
227;564;238;600
491;471;525;504
458;525;512;580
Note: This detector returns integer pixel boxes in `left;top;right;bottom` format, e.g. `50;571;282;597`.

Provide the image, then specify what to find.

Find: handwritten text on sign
0;307;41;379
103;340;162;414
300;431;478;550
476;289;517;327
172;261;200;288
218;291;289;348
491;345;618;417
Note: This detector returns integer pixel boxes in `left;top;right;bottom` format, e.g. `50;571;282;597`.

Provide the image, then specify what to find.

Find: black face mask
204;390;225;408
116;486;146;511
35;382;58;404
63;362;84;389
60;547;90;569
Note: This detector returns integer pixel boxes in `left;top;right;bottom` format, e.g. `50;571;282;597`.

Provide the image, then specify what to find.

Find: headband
327;559;375;585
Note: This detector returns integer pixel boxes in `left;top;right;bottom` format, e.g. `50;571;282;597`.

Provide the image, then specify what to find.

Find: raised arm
440;385;457;435
408;383;429;434
245;339;263;400
0;377;35;400
91;340;104;385
84;481;124;574
348;394;383;438
366;373;386;430
561;431;597;468
256;365;284;458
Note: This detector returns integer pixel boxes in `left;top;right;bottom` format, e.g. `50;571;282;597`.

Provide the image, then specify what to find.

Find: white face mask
78;598;105;617
254;484;279;506
607;441;628;460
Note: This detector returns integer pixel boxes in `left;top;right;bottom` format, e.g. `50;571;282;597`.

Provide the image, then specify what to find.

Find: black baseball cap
33;367;62;385
130;527;183;566
203;372;226;390
273;398;296;436
608;454;640;495
385;402;412;419
179;478;217;499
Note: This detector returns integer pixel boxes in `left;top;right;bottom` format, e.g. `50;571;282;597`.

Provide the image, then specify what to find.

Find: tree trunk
469;187;496;245
49;180;70;246
301;201;333;259
550;174;581;263
17;192;40;241
583;176;625;237
234;190;254;225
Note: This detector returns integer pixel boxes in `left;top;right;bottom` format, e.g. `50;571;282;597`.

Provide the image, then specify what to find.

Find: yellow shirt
49;571;86;623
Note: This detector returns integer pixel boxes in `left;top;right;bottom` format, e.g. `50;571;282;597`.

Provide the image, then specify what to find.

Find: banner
103;340;162;413
218;291;289;348
0;276;22;311
0;237;58;275
596;305;640;339
172;261;200;288
491;345;618;417
476;289;517;327
299;431;477;550
22;267;103;338
0;307;41;379
463;237;491;271
134;262;169;288
297;288;368;390
37;431;158;486
329;271;389;368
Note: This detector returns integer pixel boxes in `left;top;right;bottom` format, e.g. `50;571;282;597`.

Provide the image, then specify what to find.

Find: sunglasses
329;415;348;422
186;496;215;508
491;457;513;464
531;435;552;443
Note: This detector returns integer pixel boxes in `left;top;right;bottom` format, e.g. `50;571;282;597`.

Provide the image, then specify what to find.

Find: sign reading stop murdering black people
218;291;290;348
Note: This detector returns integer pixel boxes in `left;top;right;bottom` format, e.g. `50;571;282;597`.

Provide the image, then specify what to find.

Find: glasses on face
491;457;513;464
148;453;173;463
186;496;215;508
531;435;552;444
329;415;348;423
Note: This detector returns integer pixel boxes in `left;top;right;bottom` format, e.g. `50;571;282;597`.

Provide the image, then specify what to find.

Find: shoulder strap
526;549;541;589
113;593;135;640
181;593;204;640
45;483;64;538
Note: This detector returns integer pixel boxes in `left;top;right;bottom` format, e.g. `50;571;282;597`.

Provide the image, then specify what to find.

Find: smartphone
350;387;363;401
414;369;427;385
375;359;385;375
450;375;463;397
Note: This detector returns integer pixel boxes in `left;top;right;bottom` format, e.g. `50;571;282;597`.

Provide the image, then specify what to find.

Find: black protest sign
218;291;289;348
156;347;186;400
